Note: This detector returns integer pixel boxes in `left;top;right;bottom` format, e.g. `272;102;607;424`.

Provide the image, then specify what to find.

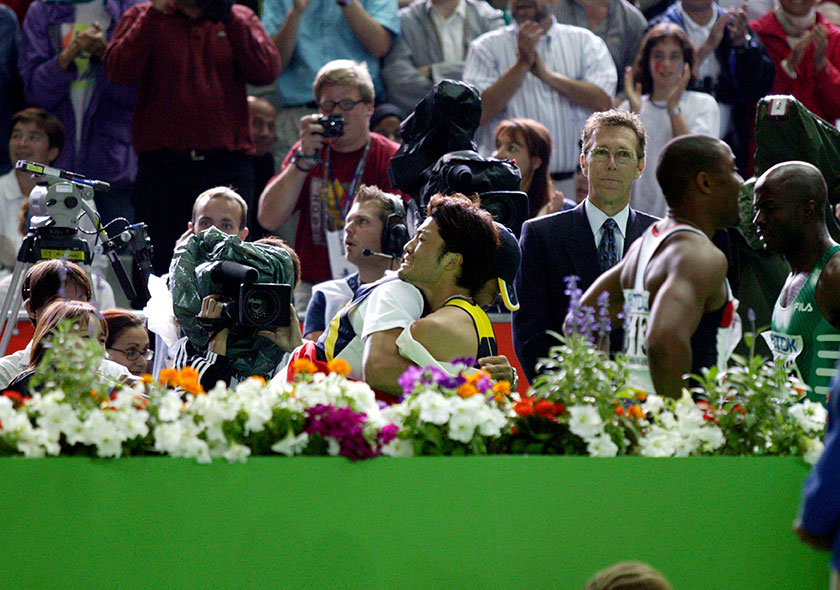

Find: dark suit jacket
512;202;658;383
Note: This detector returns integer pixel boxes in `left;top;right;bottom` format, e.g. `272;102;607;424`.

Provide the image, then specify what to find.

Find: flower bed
0;319;826;464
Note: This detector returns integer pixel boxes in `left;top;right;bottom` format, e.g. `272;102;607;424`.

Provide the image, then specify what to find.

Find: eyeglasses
588;147;637;166
318;99;364;113
108;347;154;361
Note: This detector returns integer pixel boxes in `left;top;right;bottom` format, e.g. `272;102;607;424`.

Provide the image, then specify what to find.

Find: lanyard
321;138;371;230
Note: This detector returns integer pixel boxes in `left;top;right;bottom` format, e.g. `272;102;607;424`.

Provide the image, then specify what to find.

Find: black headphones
380;193;409;259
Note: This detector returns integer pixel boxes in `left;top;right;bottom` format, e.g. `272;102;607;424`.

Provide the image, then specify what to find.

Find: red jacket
751;11;840;123
104;3;281;153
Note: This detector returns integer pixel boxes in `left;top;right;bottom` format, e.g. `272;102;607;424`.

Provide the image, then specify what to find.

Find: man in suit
513;109;657;383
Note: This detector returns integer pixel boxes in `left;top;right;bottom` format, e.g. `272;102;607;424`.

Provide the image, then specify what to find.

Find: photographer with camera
104;0;281;275
257;60;401;312
169;232;300;389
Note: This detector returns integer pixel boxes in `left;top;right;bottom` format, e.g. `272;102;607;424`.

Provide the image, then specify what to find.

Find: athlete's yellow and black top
443;296;497;359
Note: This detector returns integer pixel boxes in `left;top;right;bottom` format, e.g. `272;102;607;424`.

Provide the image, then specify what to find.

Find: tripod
0;227;92;356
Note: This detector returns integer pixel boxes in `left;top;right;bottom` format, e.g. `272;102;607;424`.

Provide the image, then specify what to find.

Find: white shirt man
463;0;616;187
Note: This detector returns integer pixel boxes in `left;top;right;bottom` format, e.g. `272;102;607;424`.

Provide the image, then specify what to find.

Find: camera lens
243;286;283;325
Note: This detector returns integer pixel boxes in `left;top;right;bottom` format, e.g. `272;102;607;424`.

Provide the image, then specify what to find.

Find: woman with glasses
620;23;721;218
103;309;152;376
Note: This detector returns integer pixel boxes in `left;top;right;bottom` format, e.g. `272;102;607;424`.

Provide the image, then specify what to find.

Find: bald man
569;135;744;399
753;161;840;402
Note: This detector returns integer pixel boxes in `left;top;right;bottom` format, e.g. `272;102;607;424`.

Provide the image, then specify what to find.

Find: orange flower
179;366;199;383
159;368;180;387
180;379;205;396
249;375;267;386
614;401;625;416
291;359;317;375
466;370;490;386
327;358;352;376
458;383;479;398
627;404;644;419
492;381;511;395
634;391;647;402
141;373;154;385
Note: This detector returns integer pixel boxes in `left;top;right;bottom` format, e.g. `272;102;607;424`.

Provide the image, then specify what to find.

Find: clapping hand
666;63;691;111
623;66;642;113
517;21;542;68
727;4;749;46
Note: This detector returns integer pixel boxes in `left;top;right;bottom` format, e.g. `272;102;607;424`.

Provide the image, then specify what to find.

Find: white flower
223;443;251;464
243;399;273;434
271;428;310;457
638;426;677;457
381;436;414;457
641;394;665;416
448;410;478;443
477;406;507;437
804;437;825;465
416;392;452;425
568;405;604;440
157;391;184;422
672;435;700;457
587;434;618;457
326;437;341;456
789;401;828;434
694;425;725;451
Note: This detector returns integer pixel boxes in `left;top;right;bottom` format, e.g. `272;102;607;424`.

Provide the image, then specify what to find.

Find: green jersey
764;245;840;402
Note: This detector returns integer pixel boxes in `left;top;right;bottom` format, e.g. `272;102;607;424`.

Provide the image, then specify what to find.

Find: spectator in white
302;185;405;341
257;60;401;313
381;0;505;114
621;23;720;218
553;0;648;95
463;0;616;198
649;0;775;173
0;108;60;277
262;0;399;159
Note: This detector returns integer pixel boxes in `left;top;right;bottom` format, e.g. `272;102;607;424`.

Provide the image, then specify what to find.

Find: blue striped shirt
463;19;617;174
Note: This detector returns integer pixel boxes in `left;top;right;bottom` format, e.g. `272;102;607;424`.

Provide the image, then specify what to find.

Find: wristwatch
669;105;682;116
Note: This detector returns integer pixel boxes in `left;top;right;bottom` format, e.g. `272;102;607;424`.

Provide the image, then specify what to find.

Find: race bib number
623;289;650;365
761;330;803;371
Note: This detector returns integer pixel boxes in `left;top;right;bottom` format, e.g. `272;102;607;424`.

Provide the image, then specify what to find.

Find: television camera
0;161;154;355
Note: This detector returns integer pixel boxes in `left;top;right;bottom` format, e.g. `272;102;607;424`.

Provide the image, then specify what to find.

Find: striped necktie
598;218;618;272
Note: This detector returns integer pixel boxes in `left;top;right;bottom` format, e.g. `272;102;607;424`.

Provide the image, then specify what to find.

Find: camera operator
257;60;401;313
104;0;281;275
302;185;405;341
170;235;301;389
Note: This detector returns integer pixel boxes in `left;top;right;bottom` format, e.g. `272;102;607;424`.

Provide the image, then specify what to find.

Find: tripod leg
0;261;31;357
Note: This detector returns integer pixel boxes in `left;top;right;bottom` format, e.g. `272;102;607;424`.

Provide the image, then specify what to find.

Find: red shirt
278;132;401;285
104;3;280;153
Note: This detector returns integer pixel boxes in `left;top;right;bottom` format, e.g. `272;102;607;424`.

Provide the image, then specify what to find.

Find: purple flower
452;357;478;368
379;424;399;445
399;366;426;396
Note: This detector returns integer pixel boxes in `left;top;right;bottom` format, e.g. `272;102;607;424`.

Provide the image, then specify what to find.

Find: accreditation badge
325;230;358;280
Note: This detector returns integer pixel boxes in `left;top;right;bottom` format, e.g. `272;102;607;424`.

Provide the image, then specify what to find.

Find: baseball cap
493;222;520;311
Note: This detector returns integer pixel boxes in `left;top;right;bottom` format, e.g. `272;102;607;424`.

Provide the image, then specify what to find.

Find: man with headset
302;185;407;341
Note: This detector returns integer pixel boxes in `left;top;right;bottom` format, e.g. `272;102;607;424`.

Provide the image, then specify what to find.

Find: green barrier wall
0;457;829;589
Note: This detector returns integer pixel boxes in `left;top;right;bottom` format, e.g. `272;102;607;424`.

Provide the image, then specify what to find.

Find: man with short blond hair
258;60;401;311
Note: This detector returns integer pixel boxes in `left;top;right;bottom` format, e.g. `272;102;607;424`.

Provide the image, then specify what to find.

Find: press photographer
169;228;300;389
257;60;401;312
